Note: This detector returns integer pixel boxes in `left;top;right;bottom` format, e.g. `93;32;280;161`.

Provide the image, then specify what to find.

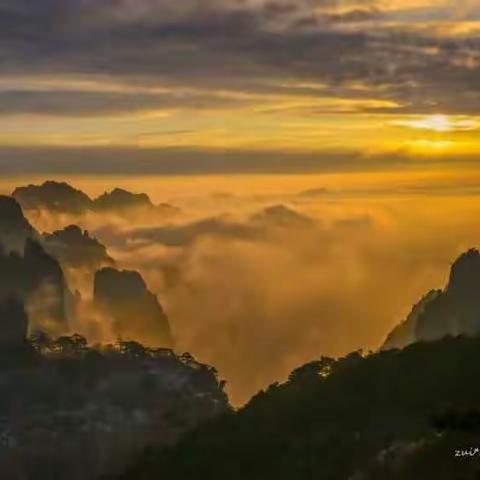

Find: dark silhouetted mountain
43;225;114;269
0;195;36;252
94;188;153;211
382;290;441;350
13;181;93;213
94;268;172;348
124;216;253;247
12;182;179;217
0;335;228;480
0;238;69;336
446;248;480;313
384;248;480;349
251;204;313;227
0;296;29;349
117;336;480;480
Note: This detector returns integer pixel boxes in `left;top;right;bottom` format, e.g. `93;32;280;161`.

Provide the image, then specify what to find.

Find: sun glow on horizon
393;115;479;133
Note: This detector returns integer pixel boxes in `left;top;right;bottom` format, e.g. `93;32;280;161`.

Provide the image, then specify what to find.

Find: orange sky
1;0;480;176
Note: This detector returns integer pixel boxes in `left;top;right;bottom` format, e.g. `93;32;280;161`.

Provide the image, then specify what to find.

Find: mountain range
12;180;178;216
0;183;226;480
0;188;172;349
117;335;480;480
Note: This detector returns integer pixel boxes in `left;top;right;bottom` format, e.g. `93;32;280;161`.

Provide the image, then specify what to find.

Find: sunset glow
0;0;479;176
394;115;479;133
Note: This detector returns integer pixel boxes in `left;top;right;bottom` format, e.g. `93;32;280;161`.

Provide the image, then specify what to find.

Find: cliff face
0;238;70;337
94;268;172;348
0;195;36;252
382;290;442;350
0;297;29;349
445;249;480;329
0;197;69;336
383;248;480;349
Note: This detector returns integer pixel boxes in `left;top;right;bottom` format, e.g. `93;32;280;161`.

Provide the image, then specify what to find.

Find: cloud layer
19;181;480;405
2;0;480;116
2;0;480;172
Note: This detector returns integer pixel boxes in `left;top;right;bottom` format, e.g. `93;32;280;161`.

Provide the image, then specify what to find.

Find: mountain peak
0;296;29;349
94;188;153;211
447;248;480;299
384;247;480;349
42;225;114;269
12;181;93;213
94;268;172;348
252;204;313;227
0;195;36;252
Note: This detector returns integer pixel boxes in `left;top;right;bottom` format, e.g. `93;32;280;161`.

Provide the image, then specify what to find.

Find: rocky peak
0;195;36;252
446;248;480;302
382;290;442;351
12;181;93;213
0;195;29;226
24;237;65;283
0;238;69;337
94;268;172;348
94;188;153;211
252;204;313;227
383;248;480;350
42;225;114;269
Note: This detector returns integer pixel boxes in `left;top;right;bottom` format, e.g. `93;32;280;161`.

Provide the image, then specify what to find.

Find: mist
6;175;480;404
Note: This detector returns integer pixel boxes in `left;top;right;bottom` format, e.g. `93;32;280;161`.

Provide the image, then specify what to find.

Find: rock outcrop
382;290;441;350
383;249;480;349
0;238;70;336
0;195;36;252
94;268;172;348
12;181;179;218
0;296;29;348
13;181;93;213
252;204;313;227
93;188;153;212
43;225;114;270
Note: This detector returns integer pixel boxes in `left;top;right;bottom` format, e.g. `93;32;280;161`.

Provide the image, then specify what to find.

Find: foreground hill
0;331;228;480
118;335;480;480
0;191;227;480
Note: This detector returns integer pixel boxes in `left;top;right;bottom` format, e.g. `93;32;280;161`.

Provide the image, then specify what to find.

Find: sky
1;0;480;174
